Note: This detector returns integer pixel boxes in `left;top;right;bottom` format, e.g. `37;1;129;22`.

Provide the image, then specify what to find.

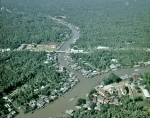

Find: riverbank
16;55;150;118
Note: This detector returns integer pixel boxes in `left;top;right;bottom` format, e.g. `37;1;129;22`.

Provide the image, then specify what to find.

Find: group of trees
69;96;150;118
70;49;150;70
141;72;150;93
103;73;121;85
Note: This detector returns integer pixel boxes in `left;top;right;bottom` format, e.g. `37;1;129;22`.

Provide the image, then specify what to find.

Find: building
97;46;109;50
120;84;127;95
29;100;36;108
104;99;109;104
111;59;118;63
70;49;84;53
143;89;150;98
66;110;74;116
97;95;104;103
99;88;106;96
50;44;57;48
110;64;117;69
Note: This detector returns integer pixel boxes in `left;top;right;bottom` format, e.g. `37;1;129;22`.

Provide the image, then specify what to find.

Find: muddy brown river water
16;20;150;118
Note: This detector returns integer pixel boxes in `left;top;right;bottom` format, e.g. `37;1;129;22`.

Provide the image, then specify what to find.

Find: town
64;72;150;117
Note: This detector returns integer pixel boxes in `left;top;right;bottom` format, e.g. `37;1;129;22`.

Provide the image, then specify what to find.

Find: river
16;20;150;118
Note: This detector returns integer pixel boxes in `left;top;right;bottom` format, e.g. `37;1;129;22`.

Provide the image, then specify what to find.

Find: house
36;99;45;108
66;110;74;116
113;98;119;105
59;66;64;72
64;83;70;89
88;102;96;110
120;74;128;80
107;96;114;103
70;49;84;53
97;46;109;50
133;65;140;68
116;87;122;98
103;85;114;90
132;73;142;80
7;114;13;118
29;100;36;108
97;95;104;103
75;106;81;109
41;86;45;89
116;64;121;67
44;97;50;103
144;61;150;66
93;93;98;97
94;102;101;110
80;111;87;115
2;48;10;52
83;101;91;108
60;88;66;93
108;87;115;95
142;89;150;98
96;68;100;72
110;64;117;69
4;104;10;108
104;99;110;104
50;44;57;48
11;111;16;115
39;95;48;100
111;59;118;63
128;86;133;98
132;73;142;85
99;88;106;96
50;96;57;100
3;96;8;100
8;108;12;112
120;84;127;95
140;86;150;98
92;97;97;103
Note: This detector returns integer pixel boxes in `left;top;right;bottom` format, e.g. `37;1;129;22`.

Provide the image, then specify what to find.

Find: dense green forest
0;1;71;49
1;0;150;49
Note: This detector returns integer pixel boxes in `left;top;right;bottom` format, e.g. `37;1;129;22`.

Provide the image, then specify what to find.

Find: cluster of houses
69;72;150;117
44;53;57;64
109;59;121;71
3;52;79;115
64;54;115;78
64;54;104;78
82;83;126;111
3;96;16;118
137;61;150;67
28;67;78;107
26;69;79;111
0;48;11;52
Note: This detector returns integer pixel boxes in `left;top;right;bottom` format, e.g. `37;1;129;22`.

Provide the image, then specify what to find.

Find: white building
97;46;109;50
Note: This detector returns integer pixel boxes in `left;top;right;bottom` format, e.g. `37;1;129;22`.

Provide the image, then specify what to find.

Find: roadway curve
16;19;150;118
